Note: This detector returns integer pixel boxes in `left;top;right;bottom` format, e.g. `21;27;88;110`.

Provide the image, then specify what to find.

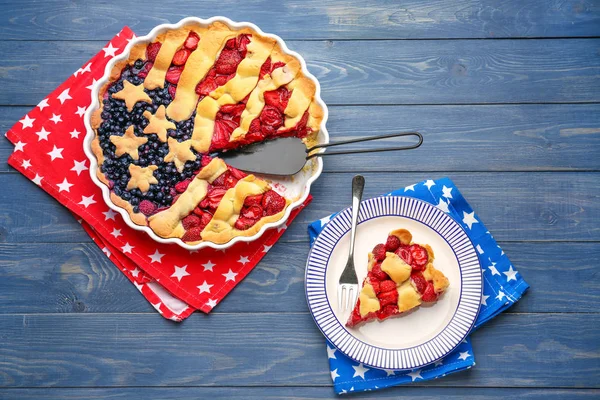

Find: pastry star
112;80;152;112
36;127;51;141
164;138;196;172
503;265;519;282
462;211;479;229
57;89;72;104
19;114;35;129
143;105;176;142
56;178;73;192
110;126;148;160
352;363;369;379
407;369;423;381
171;265;190;282
127;164;158;193
47;145;64;161
197;281;213;294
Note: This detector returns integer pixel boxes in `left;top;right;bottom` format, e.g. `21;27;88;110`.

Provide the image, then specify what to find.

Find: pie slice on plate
346;228;450;328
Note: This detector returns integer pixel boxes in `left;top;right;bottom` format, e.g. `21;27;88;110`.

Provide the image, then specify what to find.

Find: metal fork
337;175;365;312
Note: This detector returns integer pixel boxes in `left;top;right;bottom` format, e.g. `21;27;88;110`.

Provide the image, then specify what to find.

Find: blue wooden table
1;1;599;398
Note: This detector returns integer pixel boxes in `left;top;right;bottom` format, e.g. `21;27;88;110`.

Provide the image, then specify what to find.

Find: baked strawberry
377;304;399;320
205;187;228;209
385;235;401;252
165;66;183;84
421;283;438;302
370;280;381;294
137;62;153;79
192;208;213;229
182;227;202;242
234;216;257;231
271;61;286;71
196;68;218;95
146;42;161;62
379;280;397;293
260;106;283;127
215;49;242;75
236;34;251;55
372;244;386;261
182;214;201;230
168;84;177;99
411;272;427;294
229;167;247;180
183;32;200;50
259;57;271;79
370;263;389;281
378;289;399;307
225;38;236;49
244;194;263;207
220;103;246;118
261;190;285;215
263;88;291;113
139;200;157;216
175;179;191;193
395;245;413;265
410;244;429;269
172;49;191;66
242;205;263;219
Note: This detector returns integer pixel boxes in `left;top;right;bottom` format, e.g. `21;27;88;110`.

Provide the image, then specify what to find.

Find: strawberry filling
233;189;286;231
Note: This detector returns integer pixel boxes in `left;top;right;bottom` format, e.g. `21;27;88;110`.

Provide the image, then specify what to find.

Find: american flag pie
5;26;312;321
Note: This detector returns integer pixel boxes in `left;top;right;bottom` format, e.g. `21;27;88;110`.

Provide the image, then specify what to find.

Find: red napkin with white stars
5;27;311;321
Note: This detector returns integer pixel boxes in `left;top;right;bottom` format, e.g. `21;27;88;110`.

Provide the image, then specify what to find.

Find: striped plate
305;196;482;370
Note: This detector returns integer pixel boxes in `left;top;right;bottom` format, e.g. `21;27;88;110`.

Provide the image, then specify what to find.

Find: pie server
216;131;423;176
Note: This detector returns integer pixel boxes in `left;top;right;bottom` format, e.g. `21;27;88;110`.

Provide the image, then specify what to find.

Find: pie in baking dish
346;228;450;328
89;21;324;244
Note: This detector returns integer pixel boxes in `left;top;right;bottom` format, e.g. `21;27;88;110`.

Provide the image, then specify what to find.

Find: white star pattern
131;268;140;278
435;198;450;213
103;43;119;57
327;346;337;359
102;247;111;257
171;265;190;282
206;299;218;308
19;115;35;129
126;34;138;44
458;351;471;361
352;363;369;379
75;106;87;117
407;369;423;381
47;145;64;161
71;160;88;175
496;291;506;301
476;244;484;254
152;302;163;314
488;261;500;276
57;89;72;104
503;265;519;282
424;179;435;189
404;184;416;192
262;245;272;253
32;174;43;186
330;369;340;381
36;127;51;141
21;159;31;170
110;228;122;238
56;178;73;192
462;211;479;229
86;78;98;91
383;369;395;376
78;195;96;208
70;129;81;139
74;62;92;76
49;113;62;124
197;281;213;294
223;269;238;282
434;359;444;367
481;294;490;306
202;260;216;272
277;225;287;233
442;185;453;198
133;281;144;291
238;256;249;265
14;141;26;152
148;250;165;263
121;243;133;254
37;98;49;110
103;209;117;221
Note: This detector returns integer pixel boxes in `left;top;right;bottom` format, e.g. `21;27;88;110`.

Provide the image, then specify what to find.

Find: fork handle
348;175;365;263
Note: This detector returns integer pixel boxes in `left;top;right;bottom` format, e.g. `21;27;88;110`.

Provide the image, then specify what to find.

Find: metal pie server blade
216;137;309;176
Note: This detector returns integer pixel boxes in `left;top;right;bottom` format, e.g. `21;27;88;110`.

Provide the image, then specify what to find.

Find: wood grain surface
1;0;599;398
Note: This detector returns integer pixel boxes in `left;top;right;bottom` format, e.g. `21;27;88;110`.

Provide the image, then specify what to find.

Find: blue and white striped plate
305;196;482;370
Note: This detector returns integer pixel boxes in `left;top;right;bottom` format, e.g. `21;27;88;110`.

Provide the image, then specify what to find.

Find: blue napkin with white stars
308;178;530;395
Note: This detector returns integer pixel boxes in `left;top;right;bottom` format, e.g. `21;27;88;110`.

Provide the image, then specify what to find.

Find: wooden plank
2;103;600;173
0;313;597;387
1;387;598;400
1;39;599;106
0;241;596;314
0;0;598;41
0;172;598;243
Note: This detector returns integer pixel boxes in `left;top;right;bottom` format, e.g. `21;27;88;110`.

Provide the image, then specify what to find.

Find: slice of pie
89;20;324;244
346;228;450;328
